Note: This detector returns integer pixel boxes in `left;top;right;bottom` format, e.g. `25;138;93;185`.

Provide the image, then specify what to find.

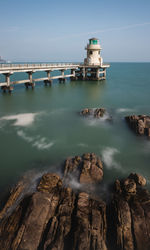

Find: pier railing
0;63;79;69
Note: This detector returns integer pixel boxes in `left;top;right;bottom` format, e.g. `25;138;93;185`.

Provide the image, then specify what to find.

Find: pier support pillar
59;78;66;83
96;68;100;80
59;70;66;83
70;69;76;81
82;67;86;80
61;70;65;78
103;68;106;79
2;73;13;93
25;71;35;89
44;71;52;86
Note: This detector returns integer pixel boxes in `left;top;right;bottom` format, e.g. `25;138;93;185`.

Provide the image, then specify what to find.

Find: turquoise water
0;63;150;191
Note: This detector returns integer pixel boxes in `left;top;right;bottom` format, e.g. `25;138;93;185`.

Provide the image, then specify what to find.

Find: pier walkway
0;63;79;91
0;62;110;93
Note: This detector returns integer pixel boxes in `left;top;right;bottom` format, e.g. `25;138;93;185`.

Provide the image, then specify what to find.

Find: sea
0;62;150;193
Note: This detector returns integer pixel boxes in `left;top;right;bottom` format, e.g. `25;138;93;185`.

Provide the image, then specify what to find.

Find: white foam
17;130;54;150
0;113;38;127
33;138;54;150
17;130;34;143
101;147;121;170
78;143;88;147
116;108;135;113
69;177;82;189
86;113;110;127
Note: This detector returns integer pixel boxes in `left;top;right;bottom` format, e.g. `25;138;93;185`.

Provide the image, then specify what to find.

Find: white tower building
84;38;103;66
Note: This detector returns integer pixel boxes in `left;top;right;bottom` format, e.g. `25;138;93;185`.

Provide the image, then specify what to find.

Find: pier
0;62;109;93
0;63;79;92
0;38;110;93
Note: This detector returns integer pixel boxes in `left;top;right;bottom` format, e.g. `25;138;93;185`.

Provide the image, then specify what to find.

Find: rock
37;173;62;193
0;155;150;250
109;173;150;250
0;153;106;250
63;153;103;186
80;108;106;118
128;173;147;186
94;108;106;118
125;115;150;137
80;108;93;116
123;178;137;195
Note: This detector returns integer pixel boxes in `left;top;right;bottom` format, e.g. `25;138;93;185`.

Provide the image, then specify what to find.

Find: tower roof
89;38;99;41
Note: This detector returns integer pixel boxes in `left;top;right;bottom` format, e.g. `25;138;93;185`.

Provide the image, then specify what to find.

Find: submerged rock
125;115;150;136
80;108;106;118
0;154;149;250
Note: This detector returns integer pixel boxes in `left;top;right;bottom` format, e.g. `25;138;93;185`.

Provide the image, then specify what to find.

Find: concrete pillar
46;70;51;80
3;73;12;86
60;70;65;83
70;69;76;81
28;72;33;83
27;71;35;89
103;68;106;79
5;74;10;86
44;71;52;86
2;73;13;93
96;68;100;80
61;70;65;77
82;67;86;80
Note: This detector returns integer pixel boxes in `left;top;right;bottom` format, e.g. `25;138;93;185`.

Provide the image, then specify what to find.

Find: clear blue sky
0;0;150;62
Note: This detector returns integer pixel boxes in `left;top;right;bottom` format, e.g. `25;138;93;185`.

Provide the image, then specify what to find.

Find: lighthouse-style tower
84;38;103;66
73;37;110;81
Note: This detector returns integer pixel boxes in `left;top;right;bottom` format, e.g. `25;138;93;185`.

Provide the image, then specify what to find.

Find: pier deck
0;63;110;93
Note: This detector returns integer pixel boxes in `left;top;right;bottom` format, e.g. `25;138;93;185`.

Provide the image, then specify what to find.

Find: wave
116;108;135;113
85;113;111;127
17;130;33;143
0;112;39;127
33;138;54;150
101;147;121;170
17;130;54;150
78;143;88;147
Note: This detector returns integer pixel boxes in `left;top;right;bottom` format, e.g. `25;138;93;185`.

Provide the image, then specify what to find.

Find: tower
84;38;103;66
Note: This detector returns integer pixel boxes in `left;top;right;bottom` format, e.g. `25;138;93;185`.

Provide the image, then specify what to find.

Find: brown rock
80;108;93;116
94;108;106;118
0;154;106;250
1;155;150;250
110;174;150;250
125;115;150;137
37;173;62;193
128;173;147;186
123;178;137;194
80;108;107;118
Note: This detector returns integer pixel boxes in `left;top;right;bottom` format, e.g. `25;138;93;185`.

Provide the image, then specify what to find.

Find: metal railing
0;63;79;68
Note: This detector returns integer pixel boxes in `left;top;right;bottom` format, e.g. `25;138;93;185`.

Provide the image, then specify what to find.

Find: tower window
90;51;93;55
93;40;98;45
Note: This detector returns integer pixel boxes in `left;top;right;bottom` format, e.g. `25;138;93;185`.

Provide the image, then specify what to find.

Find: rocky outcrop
0;154;150;250
125;115;150;136
108;173;150;250
80;108;106;118
0;153;107;250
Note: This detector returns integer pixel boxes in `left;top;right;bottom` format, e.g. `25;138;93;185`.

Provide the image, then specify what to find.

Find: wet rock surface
0;154;150;250
108;173;150;250
80;108;106;118
125;115;150;136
